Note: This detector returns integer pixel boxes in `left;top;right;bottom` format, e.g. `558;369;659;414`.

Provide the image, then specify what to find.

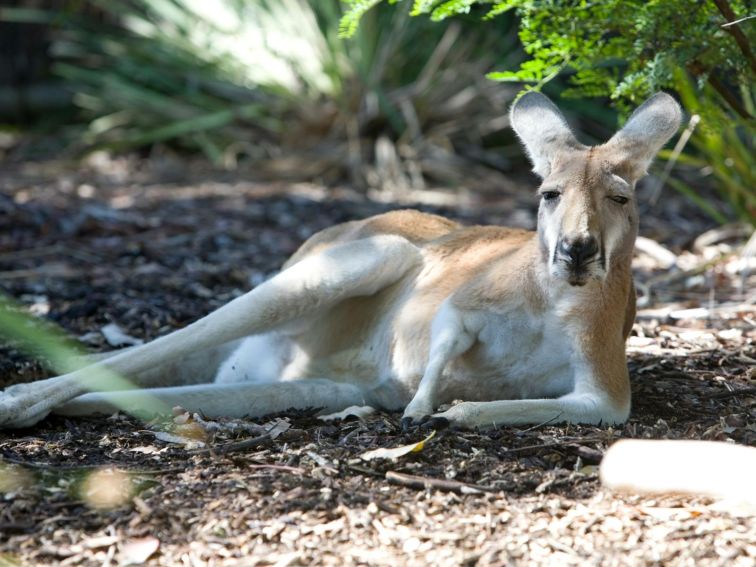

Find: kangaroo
0;92;681;430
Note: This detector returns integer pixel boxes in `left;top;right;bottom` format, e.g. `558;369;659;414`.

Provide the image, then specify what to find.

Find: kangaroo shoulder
285;210;459;268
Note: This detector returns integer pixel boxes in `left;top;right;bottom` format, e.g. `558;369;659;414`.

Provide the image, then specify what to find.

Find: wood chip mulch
0;158;754;566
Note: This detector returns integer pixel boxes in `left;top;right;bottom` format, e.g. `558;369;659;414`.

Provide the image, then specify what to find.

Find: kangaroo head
511;92;681;286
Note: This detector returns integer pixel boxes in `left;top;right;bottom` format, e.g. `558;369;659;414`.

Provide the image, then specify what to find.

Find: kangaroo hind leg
55;379;368;420
0;235;420;428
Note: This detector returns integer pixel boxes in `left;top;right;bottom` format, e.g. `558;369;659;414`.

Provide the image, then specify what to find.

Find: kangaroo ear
510;91;582;178
607;92;682;181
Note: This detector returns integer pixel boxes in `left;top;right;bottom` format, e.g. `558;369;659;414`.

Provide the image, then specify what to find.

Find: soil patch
1;161;754;565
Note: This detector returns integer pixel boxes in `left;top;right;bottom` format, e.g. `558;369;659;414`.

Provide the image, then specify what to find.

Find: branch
707;74;753;119
385;471;493;494
711;0;756;75
688;61;753;119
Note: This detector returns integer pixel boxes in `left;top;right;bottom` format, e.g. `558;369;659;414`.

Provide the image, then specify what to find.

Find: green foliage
0;294;171;421
3;0;516;177
339;0;385;37
351;1;752;105
341;0;756;224
664;72;755;223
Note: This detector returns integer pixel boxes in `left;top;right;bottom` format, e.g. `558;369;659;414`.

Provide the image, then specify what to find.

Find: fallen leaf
173;422;208;441
83;535;120;550
264;419;291;440
318;405;376;421
118;537;160;566
152;431;205;449
636;506;702;520
718;328;743;341
172;411;191;425
101;323;144;347
626;336;656;348
359;431;436;461
128;445;163;455
578;465;599;475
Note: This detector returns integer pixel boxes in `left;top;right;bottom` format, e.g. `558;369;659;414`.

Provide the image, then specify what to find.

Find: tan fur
0;92;681;429
284;210;459;268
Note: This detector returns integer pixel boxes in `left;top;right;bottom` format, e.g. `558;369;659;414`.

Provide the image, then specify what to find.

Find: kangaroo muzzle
556;235;600;285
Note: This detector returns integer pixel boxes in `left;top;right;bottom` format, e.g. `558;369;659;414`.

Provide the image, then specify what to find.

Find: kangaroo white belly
448;310;575;402
214;334;287;384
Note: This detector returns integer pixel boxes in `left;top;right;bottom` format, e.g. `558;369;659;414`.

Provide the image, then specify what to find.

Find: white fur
510;92;584;178
0;92;681;430
214;334;284;384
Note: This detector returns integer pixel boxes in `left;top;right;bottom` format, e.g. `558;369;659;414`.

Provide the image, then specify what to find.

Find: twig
517;413;563;434
0;266;78;280
686;60;752;119
711;0;756;75
245;463;305;475
0;457;185;474
347;464;384;477
385;471;493;494
0;245;62;262
189;433;272;456
721;15;756;27
710;386;756;400
500;437;607;456
707;74;752;119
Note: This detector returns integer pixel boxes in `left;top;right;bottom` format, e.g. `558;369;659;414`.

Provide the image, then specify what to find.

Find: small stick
385;471;492;494
245;463;305;474
0;457;185;474
517;413;563;434
190;433;272;456
710;386;756;400
499;436;608;456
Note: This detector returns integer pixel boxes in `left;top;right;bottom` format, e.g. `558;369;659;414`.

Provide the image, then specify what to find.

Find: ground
0;156;754;566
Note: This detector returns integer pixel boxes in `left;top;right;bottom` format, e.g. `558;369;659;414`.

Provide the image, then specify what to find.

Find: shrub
342;0;755;223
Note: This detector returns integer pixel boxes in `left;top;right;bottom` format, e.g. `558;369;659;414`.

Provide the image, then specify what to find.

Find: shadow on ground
0;162;753;565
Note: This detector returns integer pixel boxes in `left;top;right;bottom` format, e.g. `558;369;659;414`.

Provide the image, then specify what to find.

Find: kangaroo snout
558;236;599;265
557;236;601;285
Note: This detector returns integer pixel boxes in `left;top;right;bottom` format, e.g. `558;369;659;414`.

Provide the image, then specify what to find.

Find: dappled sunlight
0;0;753;564
0;294;174;425
0;462;32;495
80;468;134;510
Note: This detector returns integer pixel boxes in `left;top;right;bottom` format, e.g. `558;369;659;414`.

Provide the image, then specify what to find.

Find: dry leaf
359;431;436;461
82;535;120;550
637;507;701;520
118;536;160;566
128;445;163;455
101;323;144;347
264;419;291;440
152;430;205;449
173;422;208;441
318;405;376;421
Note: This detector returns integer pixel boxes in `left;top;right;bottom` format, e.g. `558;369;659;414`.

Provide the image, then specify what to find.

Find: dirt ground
0;156;754;566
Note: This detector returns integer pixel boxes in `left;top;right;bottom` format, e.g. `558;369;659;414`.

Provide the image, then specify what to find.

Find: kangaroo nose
559;236;599;266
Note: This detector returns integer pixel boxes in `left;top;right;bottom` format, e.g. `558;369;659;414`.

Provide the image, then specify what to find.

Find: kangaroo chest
445;309;577;402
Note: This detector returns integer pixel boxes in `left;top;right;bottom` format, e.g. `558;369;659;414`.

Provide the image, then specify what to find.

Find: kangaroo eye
609;195;629;205
541;191;561;202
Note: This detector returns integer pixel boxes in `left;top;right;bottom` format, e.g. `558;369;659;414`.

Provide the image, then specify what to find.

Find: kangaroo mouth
563;257;603;286
549;243;605;286
567;273;589;286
